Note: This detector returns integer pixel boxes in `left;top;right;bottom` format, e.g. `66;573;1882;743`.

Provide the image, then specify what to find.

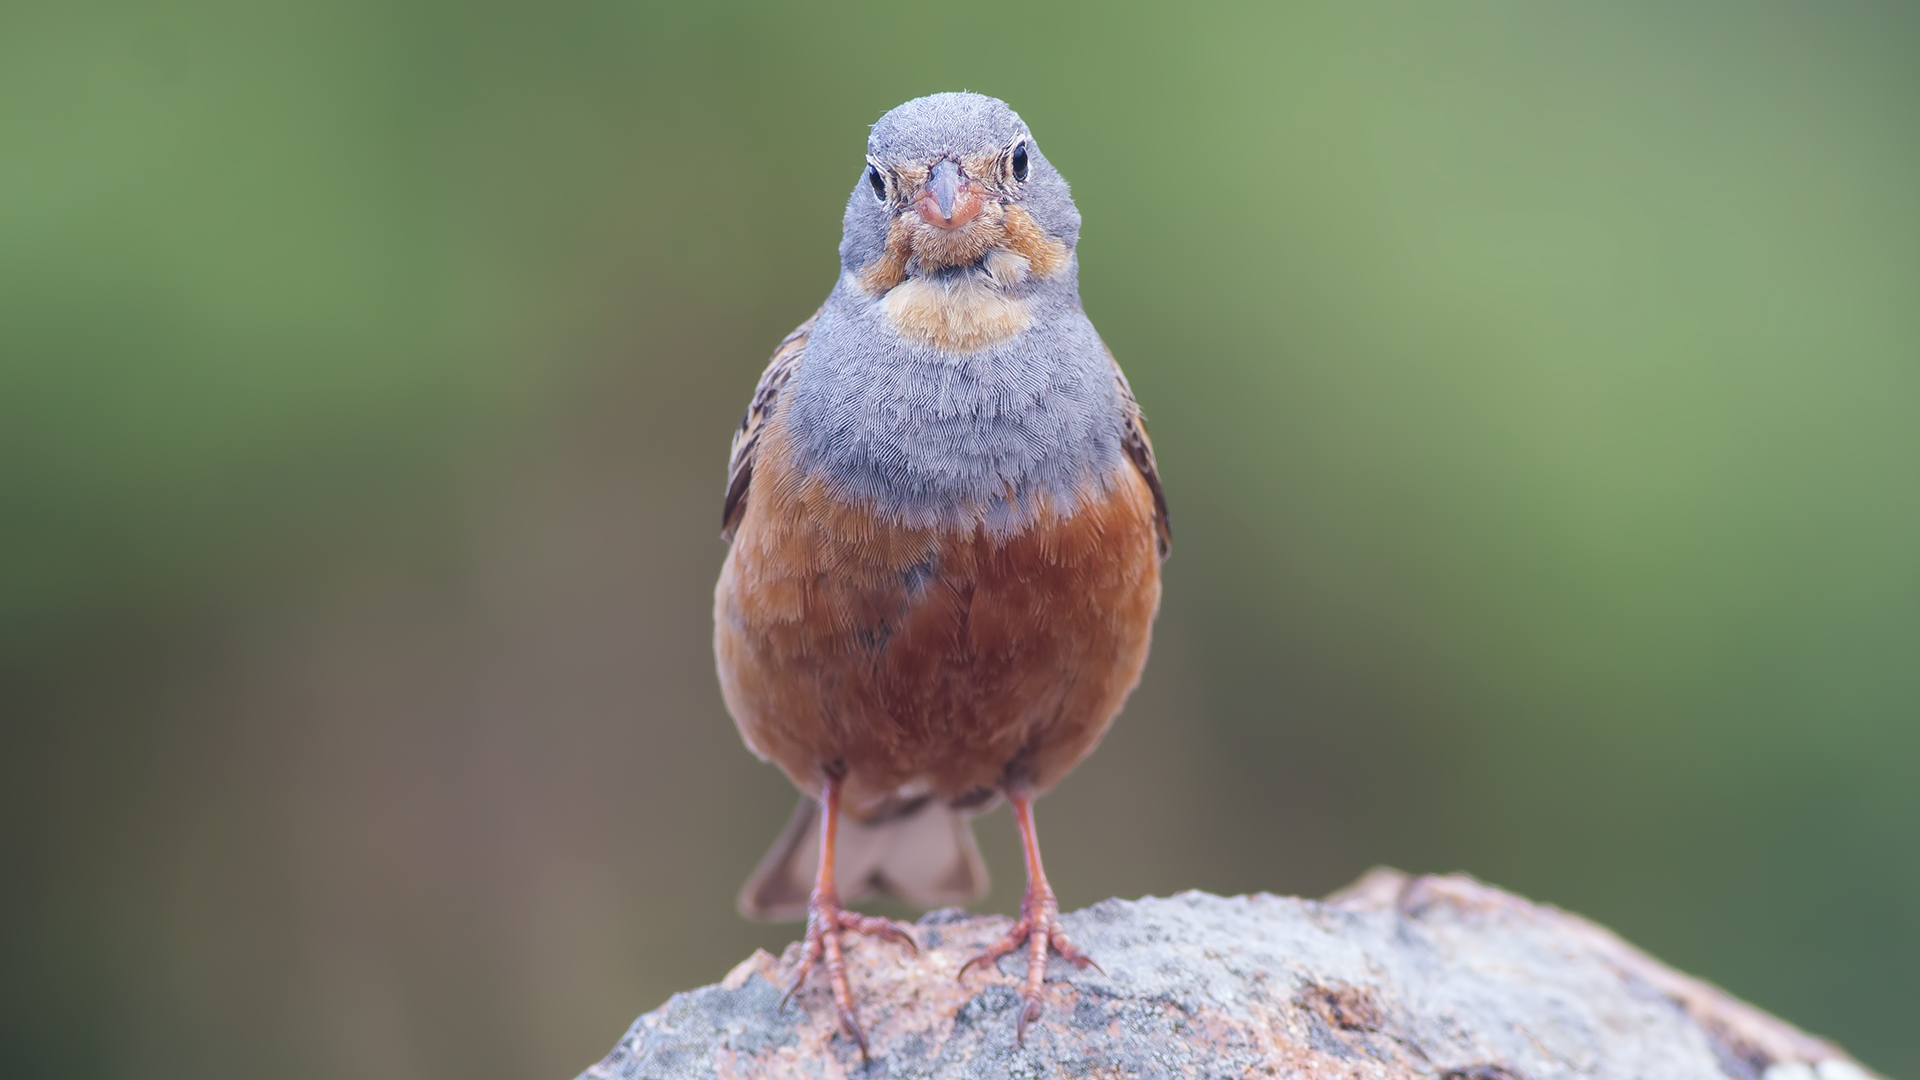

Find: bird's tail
737;796;989;921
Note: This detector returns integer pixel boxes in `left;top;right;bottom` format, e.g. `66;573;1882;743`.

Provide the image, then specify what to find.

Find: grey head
838;92;1082;280
780;92;1128;533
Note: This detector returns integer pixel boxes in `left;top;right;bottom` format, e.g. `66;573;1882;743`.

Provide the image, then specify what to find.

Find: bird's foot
958;883;1099;1044
781;890;916;1060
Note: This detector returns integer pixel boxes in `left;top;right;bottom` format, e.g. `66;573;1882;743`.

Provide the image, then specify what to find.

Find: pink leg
781;771;916;1059
958;790;1098;1044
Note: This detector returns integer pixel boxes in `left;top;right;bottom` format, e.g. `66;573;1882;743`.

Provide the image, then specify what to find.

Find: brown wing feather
1109;352;1171;559
722;307;821;540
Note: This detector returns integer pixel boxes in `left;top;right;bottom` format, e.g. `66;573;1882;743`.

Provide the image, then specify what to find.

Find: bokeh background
4;1;1917;1077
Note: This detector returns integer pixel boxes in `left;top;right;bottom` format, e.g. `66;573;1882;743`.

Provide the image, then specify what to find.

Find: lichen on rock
578;870;1874;1080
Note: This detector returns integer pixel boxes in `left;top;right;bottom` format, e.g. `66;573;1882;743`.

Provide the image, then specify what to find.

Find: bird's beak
914;159;986;230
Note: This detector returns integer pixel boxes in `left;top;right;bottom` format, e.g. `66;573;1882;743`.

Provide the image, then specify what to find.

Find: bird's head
840;93;1079;297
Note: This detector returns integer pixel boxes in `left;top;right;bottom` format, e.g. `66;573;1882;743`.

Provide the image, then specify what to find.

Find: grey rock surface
577;870;1873;1080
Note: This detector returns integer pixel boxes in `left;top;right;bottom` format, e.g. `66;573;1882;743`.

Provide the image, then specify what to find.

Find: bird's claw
958;886;1094;1045
782;892;916;1060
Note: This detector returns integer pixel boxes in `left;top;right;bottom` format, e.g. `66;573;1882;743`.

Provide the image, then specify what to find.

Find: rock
577;869;1876;1080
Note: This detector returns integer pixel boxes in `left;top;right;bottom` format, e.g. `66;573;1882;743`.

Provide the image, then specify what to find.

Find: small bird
714;92;1168;1051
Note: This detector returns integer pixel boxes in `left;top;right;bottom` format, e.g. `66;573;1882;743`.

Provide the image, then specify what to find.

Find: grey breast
779;279;1127;534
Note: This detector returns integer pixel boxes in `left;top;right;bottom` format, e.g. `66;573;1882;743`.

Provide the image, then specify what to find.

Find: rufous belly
714;417;1162;821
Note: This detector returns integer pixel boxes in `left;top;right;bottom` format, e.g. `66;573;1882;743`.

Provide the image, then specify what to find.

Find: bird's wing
1109;351;1171;559
722;307;821;541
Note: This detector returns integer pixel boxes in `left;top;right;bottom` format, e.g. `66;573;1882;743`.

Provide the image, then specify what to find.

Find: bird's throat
858;205;1071;354
882;272;1033;353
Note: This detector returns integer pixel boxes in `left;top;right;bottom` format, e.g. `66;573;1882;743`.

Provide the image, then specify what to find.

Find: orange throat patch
883;273;1032;353
859;204;1071;354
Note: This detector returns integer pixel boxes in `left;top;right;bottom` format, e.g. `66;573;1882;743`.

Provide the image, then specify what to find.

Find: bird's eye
1010;142;1030;182
866;165;887;202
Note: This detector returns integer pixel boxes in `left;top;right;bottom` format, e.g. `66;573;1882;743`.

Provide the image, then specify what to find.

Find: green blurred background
4;1;1916;1077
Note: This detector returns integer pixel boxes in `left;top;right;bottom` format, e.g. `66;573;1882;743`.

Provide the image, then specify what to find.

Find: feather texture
713;92;1168;923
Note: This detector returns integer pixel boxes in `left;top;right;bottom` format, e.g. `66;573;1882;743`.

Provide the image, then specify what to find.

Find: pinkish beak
914;158;986;230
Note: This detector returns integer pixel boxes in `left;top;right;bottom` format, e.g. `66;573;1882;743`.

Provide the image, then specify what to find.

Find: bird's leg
780;769;916;1060
958;788;1098;1044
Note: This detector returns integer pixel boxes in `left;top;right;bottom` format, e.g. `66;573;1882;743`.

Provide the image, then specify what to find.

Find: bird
713;91;1169;1053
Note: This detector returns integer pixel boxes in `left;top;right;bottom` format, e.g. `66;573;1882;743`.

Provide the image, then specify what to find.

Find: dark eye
866;164;887;201
1010;142;1030;182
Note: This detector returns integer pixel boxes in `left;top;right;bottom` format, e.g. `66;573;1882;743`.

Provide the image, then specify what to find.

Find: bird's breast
714;411;1162;804
780;294;1125;533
